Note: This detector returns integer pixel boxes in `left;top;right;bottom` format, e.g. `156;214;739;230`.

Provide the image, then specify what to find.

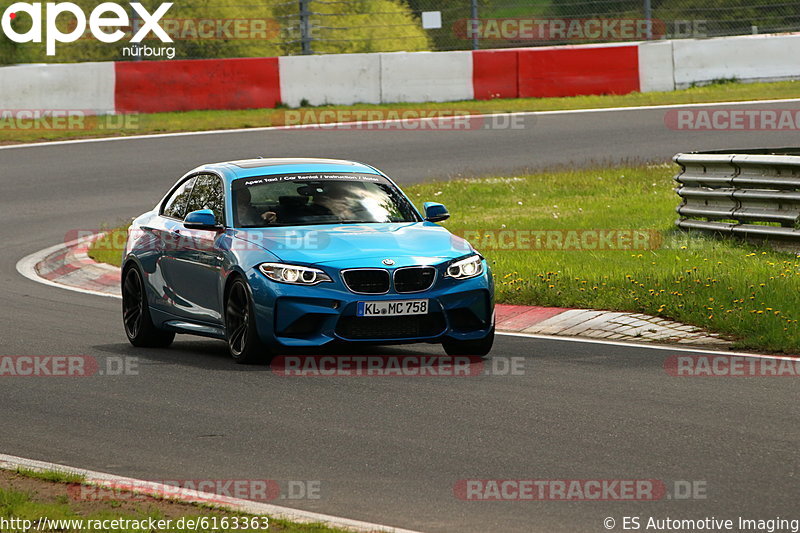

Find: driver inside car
309;181;369;221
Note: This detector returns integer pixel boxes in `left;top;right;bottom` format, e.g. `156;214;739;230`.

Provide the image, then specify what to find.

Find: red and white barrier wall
0;62;116;114
473;42;640;99
115;57;280;113
278;53;381;107
2;33;800;115
671;34;800;89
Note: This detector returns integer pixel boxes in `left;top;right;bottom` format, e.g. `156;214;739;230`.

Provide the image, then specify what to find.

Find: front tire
225;278;270;364
442;327;494;357
122;266;175;348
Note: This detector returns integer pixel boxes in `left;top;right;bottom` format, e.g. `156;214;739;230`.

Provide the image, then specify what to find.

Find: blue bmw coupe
122;158;494;363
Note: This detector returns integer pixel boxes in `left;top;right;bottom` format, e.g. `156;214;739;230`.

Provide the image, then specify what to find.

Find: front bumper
246;262;494;348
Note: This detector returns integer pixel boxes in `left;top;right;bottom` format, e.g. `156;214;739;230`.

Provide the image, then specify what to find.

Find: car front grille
393;266;436;293
342;269;390;294
336;313;446;340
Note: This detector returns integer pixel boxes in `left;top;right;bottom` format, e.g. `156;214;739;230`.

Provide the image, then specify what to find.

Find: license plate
357;299;428;317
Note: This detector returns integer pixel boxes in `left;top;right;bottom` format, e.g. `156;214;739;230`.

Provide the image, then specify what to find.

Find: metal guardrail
674;148;800;241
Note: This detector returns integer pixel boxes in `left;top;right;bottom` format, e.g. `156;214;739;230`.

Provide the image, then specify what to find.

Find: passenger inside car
236;187;277;226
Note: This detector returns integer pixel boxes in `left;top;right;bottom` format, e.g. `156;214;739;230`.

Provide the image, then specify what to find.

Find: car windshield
232;173;420;228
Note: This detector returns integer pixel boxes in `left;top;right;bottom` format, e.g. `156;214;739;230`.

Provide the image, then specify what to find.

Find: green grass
3;469;350;533
89;228;128;267
0;486;341;532
3;79;800;144
14;468;85;485
90;163;800;354
88;228;127;267
408;165;800;353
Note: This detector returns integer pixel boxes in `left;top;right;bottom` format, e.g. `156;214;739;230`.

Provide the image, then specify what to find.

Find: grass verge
88;229;128;267
1;468;348;533
410;165;800;353
88;228;126;267
89;164;800;354
3;79;800;145
13;468;85;485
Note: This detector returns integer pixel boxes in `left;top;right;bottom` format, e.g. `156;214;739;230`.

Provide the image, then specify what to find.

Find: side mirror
184;209;221;231
423;202;450;223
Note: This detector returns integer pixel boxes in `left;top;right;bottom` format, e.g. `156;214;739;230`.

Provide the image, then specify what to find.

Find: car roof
196;158;383;182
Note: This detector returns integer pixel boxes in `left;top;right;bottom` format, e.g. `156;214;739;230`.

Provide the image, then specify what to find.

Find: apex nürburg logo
1;2;173;55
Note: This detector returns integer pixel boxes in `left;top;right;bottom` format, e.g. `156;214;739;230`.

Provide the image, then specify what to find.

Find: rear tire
225;278;270;364
122;266;175;348
442;327;494;357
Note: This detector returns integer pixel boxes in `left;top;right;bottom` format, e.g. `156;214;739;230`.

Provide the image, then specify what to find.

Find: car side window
161;177;196;220
185;174;226;225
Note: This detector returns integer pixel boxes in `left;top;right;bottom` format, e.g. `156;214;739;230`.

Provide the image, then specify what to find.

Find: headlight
445;254;484;280
258;263;332;285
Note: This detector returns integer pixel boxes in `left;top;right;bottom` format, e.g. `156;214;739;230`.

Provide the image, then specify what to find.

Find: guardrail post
129;4;141;60
643;0;653;40
299;0;313;55
471;0;479;50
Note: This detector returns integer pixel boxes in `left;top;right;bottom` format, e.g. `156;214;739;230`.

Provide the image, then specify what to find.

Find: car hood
232;222;473;268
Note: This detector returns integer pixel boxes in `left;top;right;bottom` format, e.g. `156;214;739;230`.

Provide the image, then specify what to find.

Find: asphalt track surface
2;102;800;532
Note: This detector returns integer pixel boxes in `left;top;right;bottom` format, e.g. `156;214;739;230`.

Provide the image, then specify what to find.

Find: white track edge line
3;97;800;151
497;331;799;360
0;453;423;533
